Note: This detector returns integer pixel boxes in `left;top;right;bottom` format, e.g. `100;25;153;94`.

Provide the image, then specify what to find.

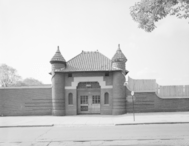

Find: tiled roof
112;44;127;62
50;47;66;63
59;51;122;72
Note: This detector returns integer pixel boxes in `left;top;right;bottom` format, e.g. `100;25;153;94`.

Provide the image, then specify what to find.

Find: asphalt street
0;123;189;145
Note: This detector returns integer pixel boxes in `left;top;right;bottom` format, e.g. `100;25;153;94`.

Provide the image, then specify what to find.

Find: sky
0;0;189;85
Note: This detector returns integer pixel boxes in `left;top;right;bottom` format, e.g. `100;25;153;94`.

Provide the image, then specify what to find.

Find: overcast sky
0;0;189;85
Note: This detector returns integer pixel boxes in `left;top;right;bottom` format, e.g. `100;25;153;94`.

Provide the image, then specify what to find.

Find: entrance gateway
50;45;128;116
77;82;101;114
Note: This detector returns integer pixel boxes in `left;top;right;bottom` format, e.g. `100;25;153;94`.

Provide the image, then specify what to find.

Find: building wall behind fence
127;76;189;97
0;87;52;116
127;76;157;92
158;85;189;97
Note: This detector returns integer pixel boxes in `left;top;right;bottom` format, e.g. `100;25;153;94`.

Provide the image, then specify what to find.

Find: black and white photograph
0;0;189;145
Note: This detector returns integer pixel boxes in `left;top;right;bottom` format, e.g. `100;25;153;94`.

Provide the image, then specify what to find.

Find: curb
115;122;189;126
1;122;189;128
0;125;54;128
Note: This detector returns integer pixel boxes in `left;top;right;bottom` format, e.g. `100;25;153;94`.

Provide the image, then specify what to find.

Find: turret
50;46;66;116
111;44;127;74
50;46;66;74
111;44;127;115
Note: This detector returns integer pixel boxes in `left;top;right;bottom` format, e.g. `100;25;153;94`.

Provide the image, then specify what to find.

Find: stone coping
0;86;51;89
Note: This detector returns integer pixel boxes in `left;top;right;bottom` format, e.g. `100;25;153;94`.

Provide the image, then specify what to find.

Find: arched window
68;93;73;105
104;92;109;104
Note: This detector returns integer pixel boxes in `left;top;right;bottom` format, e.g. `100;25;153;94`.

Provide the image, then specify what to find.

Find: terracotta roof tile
50;47;66;63
112;44;127;62
60;51;121;72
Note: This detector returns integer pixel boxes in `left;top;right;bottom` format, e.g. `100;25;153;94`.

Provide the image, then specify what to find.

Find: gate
77;82;101;114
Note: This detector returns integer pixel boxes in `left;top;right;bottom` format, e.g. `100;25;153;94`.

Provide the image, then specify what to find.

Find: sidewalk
0;112;189;128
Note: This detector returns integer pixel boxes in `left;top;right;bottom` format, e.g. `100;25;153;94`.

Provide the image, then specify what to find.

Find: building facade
1;45;189;116
50;45;128;116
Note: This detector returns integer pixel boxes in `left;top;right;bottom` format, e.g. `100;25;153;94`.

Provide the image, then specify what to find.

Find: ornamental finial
57;46;60;52
118;44;120;50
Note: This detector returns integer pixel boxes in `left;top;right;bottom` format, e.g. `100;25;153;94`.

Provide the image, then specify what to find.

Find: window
68;93;73;105
105;72;109;77
92;95;100;104
80;96;88;104
68;73;72;77
104;92;109;104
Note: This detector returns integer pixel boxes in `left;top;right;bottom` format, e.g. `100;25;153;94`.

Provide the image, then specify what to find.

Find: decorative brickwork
126;88;189;113
112;61;125;71
49;45;128;116
111;44;127;75
112;71;126;115
65;76;113;89
51;73;65;116
0;87;52;116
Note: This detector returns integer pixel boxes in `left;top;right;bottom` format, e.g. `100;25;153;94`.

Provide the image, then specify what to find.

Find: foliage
21;78;43;86
0;64;21;87
130;0;189;32
0;64;43;87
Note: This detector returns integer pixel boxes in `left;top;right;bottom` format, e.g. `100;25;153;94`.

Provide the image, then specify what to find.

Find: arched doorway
77;82;101;114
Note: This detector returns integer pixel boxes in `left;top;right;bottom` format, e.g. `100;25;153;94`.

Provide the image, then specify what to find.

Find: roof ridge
67;50;101;63
67;51;83;63
82;50;99;53
97;51;111;61
81;50;111;61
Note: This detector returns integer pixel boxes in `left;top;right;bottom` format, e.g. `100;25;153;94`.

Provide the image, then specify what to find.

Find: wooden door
78;95;89;114
77;82;101;114
91;95;100;114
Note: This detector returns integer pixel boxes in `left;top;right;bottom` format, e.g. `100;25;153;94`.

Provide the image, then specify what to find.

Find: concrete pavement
1;112;189;127
1;113;189;146
1;124;189;145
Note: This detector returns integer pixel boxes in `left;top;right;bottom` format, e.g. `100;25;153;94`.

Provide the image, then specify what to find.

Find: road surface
0;124;189;145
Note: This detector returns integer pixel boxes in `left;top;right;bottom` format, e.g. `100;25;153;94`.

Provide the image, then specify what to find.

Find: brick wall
64;71;114;115
126;88;189;113
100;88;113;115
65;72;113;87
0;87;52;116
52;73;65;116
112;71;126;115
65;89;77;115
2;81;189;116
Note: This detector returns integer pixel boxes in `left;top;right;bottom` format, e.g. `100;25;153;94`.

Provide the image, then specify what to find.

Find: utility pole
131;91;135;121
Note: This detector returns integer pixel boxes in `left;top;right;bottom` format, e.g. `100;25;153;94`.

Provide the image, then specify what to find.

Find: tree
130;0;189;32
0;64;21;87
0;64;43;87
21;78;43;86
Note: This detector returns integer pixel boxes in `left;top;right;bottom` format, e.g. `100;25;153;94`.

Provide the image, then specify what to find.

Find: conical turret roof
50;46;66;63
112;44;127;62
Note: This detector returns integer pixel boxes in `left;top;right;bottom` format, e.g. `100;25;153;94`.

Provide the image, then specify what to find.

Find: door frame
77;84;101;114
